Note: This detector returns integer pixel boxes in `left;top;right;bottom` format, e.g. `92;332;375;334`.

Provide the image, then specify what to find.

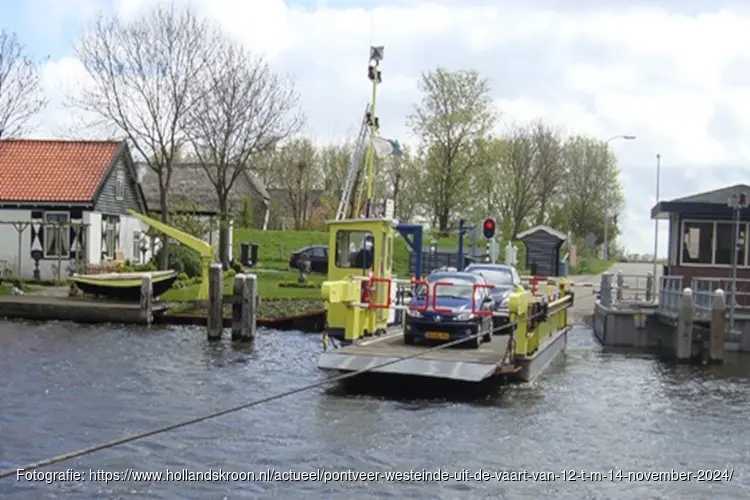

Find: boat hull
72;271;178;301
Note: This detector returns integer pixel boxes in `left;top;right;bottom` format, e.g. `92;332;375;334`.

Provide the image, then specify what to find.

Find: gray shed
516;225;567;277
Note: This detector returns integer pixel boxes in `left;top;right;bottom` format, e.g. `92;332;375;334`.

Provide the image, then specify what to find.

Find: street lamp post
603;135;636;261
652;154;661;298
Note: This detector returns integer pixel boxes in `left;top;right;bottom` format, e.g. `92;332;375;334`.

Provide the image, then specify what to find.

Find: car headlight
500;297;509;307
455;312;474;321
406;309;423;318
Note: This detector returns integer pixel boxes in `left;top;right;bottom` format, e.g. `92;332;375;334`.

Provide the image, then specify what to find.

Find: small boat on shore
71;270;179;301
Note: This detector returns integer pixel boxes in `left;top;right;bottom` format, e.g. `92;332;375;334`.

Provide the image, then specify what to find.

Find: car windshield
415;276;476;300
474;269;513;287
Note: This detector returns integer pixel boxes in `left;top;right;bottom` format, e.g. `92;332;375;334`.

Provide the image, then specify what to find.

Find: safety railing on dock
658;275;750;320
598;271;656;309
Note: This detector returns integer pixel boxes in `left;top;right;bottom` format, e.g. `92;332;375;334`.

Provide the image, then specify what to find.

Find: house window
335;230;374;269
133;231;141;260
44;212;70;258
680;221;714;265
105;222;116;259
115;171;125;201
715;222;747;266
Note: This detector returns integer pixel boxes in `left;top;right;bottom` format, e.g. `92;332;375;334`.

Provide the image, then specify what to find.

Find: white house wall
83;211;102;266
0;210;88;280
0;210;32;278
119;214;153;264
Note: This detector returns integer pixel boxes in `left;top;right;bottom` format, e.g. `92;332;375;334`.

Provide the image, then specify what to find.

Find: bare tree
72;3;216;268
0;30;46;138
182;37;302;263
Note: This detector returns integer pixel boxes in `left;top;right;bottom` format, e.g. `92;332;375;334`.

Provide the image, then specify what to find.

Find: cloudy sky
7;0;750;256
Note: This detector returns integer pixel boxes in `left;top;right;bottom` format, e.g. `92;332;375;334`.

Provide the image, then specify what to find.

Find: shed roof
516;225;567;241
138;162;269;214
650;183;750;219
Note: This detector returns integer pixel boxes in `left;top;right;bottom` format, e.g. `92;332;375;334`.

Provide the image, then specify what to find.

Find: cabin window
335;230;374;269
115;171;125;201
43;212;70;258
715;222;747;266
681;221;713;265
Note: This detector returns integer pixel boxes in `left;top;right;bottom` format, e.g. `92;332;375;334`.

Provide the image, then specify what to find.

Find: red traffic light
482;218;496;239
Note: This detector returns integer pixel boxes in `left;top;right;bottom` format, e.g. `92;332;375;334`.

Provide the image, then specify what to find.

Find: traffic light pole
457;219;467;271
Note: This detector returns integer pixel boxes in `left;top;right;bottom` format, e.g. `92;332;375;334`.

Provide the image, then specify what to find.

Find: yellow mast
352;46;383;219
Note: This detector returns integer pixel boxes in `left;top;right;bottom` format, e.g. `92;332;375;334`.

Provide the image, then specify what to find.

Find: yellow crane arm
126;209;215;301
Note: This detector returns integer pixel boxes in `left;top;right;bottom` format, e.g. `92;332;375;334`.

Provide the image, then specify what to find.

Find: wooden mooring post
140;273;153;325
207;263;223;341
709;289;725;364
675;287;693;362
232;273;257;341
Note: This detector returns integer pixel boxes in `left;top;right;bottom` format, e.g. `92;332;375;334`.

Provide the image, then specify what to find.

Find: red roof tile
0;139;123;203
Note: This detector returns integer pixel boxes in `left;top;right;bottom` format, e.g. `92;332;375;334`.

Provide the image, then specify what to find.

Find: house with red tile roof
0;139;149;280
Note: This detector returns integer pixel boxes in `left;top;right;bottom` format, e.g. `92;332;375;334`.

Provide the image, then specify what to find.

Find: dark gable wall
522;231;563;277
94;155;142;215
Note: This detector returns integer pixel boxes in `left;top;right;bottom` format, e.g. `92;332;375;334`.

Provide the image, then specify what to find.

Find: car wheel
404;334;415;345
483;330;492;343
471;335;482;349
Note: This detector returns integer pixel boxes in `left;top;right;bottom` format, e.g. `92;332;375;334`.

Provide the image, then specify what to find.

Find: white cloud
28;0;750;255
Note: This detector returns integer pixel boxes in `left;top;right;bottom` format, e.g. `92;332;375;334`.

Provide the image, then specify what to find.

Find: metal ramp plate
318;330;512;382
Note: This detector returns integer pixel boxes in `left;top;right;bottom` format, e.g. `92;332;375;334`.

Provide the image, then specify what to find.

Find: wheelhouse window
43;212;70;258
335;230;374;269
714;222;747;266
681;221;713;265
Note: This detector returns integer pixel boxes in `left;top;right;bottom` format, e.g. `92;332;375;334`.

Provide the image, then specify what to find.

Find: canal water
1;320;749;499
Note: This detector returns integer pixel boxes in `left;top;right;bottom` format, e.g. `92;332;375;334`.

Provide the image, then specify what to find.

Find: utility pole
652;153;661;297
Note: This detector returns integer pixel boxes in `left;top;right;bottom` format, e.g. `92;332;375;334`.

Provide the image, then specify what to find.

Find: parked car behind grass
289;245;328;274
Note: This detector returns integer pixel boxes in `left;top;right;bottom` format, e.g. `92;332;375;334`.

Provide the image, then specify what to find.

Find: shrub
278;281;321;289
177;272;189;282
224;269;237;279
152;244;202;278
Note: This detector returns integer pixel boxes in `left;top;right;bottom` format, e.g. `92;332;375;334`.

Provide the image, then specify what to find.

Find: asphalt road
568;262;660;318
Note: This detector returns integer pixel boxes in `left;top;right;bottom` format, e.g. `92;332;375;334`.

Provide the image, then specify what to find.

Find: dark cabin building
651;183;750;297
516;225;567;277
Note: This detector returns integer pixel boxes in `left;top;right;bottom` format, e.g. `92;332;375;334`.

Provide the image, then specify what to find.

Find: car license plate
426;331;450;341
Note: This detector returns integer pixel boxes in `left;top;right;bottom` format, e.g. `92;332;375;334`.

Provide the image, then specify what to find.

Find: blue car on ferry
403;271;494;349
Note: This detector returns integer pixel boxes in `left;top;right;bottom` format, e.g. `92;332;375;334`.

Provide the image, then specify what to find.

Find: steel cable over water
0;300;568;479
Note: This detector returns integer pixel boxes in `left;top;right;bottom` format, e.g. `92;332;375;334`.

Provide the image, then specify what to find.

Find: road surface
568;262;660;319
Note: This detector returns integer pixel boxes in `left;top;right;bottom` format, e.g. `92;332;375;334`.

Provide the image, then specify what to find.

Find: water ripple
0;320;748;499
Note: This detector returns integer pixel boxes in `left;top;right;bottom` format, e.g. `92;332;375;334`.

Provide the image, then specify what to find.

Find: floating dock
0;295;168;325
318;290;573;383
318;324;569;383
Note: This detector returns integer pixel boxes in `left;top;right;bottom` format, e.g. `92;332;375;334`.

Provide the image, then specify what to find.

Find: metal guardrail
598;272;656;308
658;275;750;320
